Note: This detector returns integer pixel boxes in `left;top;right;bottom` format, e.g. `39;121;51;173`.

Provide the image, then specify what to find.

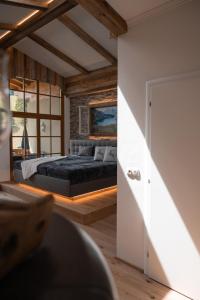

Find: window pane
40;119;50;136
39;82;50;95
52;137;61;153
39;95;50;114
12;137;24;156
24;79;37;93
25;93;37;113
10;91;24;112
10;78;24;91
51;120;61;136
51;97;61;115
51;85;61;97
28;137;37;155
52;153;61;157
12;117;24;136
41;137;51;155
26;118;37;136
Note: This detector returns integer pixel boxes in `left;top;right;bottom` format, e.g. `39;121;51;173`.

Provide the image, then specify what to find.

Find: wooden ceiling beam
29;33;88;74
0;23;16;31
0;0;77;49
0;0;48;10
74;0;127;37
65;65;117;96
58;15;117;65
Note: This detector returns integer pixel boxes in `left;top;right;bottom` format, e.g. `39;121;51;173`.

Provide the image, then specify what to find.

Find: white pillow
94;146;106;161
103;147;117;162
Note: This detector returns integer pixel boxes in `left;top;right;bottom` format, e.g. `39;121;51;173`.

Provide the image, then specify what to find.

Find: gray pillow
103;146;117;162
94;146;106;161
78;146;93;156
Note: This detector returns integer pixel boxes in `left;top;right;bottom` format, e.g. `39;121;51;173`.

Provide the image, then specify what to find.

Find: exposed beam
65;65;117;84
74;0;127;37
65;65;117;96
0;0;48;10
0;0;77;49
58;15;117;65
65;84;117;98
29;33;88;74
0;23;15;31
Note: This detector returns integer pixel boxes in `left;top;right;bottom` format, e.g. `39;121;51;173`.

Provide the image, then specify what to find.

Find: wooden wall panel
8;47;64;89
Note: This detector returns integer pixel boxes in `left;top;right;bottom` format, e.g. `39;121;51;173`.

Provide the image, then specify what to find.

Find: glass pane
24;79;37;93
52;153;61;157
51;97;61;115
51;85;61;97
52;137;61;153
40;119;50;136
12;137;24;156
26;118;37;136
41;137;51;155
10;91;24;112
10;78;24;91
39;95;50;114
28;137;37;155
51;120;61;136
12;117;24;136
25;93;37;113
39;82;50;95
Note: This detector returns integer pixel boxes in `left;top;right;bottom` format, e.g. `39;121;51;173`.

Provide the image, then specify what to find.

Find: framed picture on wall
79;106;89;135
90;103;117;136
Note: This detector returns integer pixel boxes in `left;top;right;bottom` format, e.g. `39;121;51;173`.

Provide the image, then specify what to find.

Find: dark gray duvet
14;156;117;184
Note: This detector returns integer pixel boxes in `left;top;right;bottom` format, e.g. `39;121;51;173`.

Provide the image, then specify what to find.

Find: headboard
70;139;117;155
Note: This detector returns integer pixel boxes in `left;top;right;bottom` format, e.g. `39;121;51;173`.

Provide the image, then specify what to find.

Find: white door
146;72;200;299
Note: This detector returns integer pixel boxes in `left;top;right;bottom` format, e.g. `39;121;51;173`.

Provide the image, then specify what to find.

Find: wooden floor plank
80;215;190;300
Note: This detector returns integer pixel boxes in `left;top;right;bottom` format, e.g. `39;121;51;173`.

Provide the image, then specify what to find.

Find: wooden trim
74;0;127;37
67;84;117;98
0;0;77;49
0;23;15;31
0;0;48;10
58;15;117;65
29;33;88;74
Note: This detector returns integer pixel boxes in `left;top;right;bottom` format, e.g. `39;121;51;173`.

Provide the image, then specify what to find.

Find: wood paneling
9;48;64;88
58;15;117;65
0;0;77;49
74;0;127;37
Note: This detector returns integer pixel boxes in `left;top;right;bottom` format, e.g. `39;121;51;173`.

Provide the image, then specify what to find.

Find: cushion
78;146;93;156
103;147;117;162
94;146;106;161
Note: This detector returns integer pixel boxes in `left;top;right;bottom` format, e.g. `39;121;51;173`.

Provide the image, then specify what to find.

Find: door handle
127;170;141;181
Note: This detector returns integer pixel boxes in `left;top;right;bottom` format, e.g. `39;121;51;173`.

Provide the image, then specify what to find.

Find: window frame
10;79;64;163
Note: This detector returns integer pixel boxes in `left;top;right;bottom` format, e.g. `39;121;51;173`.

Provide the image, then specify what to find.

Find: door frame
144;69;200;275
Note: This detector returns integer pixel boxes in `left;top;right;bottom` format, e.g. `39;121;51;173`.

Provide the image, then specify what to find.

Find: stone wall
70;89;117;139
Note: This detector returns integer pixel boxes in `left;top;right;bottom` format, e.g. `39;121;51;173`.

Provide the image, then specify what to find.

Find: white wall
117;0;200;269
64;96;70;155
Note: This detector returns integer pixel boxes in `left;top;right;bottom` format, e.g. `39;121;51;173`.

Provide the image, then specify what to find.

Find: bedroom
0;1;200;300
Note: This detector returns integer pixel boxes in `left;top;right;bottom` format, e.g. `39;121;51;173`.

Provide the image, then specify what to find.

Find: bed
13;139;117;197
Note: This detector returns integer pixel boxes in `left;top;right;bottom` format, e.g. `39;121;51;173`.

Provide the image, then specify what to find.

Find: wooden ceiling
0;0;127;96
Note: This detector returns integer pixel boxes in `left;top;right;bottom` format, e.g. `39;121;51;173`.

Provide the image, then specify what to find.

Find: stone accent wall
70;90;117;139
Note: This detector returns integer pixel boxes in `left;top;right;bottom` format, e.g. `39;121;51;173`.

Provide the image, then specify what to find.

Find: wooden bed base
13;169;117;198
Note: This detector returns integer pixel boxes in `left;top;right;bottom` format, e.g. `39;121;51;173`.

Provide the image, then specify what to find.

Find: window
10;78;63;161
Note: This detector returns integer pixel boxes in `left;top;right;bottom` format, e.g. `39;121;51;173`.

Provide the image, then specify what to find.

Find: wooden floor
14;183;117;224
80;214;189;300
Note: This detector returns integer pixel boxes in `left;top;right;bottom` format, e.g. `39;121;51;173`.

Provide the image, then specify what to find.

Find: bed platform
13;139;117;198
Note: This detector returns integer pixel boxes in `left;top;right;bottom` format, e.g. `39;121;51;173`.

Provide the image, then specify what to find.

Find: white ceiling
0;0;181;77
107;0;176;22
